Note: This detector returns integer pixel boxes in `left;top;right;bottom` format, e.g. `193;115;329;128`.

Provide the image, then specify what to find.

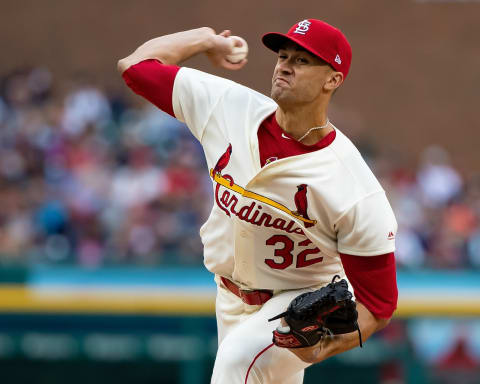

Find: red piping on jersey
245;343;274;384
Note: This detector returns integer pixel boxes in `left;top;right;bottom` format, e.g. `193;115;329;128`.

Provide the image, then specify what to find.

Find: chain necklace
297;118;330;142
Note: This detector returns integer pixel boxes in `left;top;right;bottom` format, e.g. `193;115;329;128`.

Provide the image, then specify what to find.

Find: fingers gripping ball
268;275;363;349
226;36;248;64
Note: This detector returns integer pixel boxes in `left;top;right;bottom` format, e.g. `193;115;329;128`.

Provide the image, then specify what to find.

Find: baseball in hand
225;36;248;64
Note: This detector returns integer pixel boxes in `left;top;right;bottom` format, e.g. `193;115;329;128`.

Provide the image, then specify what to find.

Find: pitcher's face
271;42;337;107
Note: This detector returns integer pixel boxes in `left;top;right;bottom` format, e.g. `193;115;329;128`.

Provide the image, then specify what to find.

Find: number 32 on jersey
265;235;323;269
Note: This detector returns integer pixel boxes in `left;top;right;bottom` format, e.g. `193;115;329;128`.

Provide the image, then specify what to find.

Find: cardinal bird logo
293;184;314;228
213;144;232;176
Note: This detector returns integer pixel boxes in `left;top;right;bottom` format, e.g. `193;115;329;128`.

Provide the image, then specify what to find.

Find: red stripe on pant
245;343;274;384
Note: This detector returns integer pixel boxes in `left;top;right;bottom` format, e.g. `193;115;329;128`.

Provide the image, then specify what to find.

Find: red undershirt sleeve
339;252;398;319
121;59;180;117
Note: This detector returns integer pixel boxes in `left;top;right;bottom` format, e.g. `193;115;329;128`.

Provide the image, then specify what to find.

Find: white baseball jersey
172;67;397;290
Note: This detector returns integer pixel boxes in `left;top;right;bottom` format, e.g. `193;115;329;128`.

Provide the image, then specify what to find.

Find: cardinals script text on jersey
212;144;316;237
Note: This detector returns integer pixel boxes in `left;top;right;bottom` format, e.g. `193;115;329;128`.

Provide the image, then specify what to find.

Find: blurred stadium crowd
0;66;479;269
0;67;211;267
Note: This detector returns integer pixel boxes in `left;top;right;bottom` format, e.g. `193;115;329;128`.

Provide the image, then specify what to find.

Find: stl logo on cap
294;20;311;35
335;54;342;64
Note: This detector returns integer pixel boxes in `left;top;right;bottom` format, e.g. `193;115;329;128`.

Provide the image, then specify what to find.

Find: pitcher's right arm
117;27;246;73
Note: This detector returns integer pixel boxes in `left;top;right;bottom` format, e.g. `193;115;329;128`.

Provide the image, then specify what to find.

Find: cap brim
262;32;331;67
262;33;293;53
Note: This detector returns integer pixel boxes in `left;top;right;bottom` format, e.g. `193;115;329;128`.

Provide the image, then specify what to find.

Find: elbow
375;315;392;332
117;58;130;74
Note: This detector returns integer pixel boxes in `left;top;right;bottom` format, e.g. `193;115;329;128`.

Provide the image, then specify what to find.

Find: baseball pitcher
118;19;398;384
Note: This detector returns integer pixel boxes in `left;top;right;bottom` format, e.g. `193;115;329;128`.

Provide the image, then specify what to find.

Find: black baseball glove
268;275;362;348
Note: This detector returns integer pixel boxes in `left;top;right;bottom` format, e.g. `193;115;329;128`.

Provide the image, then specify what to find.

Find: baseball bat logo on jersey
211;145;317;233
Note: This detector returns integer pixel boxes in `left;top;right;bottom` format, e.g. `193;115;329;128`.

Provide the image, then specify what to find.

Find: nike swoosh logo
281;133;292;140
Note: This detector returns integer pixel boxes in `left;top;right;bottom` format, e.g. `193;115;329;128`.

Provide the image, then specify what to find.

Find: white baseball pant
211;277;312;383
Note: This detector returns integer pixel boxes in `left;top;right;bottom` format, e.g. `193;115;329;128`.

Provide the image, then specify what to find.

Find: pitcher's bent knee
212;341;272;383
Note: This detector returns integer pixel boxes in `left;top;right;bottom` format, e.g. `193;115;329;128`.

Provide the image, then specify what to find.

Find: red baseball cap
262;19;352;79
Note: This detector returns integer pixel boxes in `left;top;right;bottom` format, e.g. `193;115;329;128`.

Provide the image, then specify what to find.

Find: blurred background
0;0;479;383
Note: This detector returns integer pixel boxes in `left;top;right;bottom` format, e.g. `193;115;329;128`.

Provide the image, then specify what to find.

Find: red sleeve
340;252;398;319
122;59;180;117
